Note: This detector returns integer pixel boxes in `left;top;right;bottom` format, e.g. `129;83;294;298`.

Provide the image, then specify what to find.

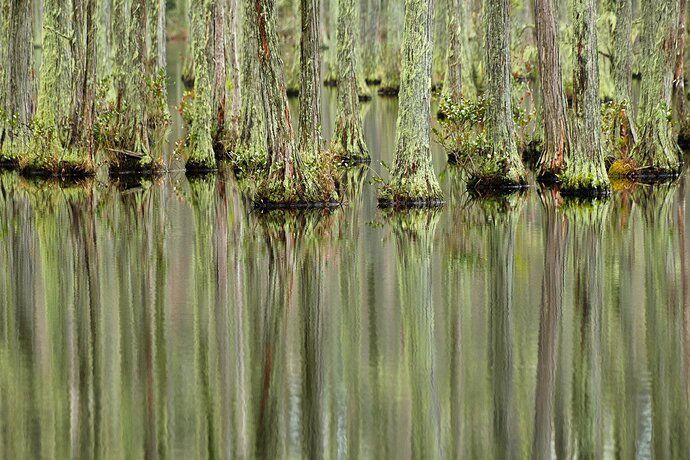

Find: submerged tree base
108;152;164;176
377;178;444;209
609;159;681;182
365;78;382;86
20;152;96;178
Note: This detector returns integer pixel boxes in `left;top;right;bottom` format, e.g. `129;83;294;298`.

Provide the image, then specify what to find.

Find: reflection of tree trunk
532;197;567;459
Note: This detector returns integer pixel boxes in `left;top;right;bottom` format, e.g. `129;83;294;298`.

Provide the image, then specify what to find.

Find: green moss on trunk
469;0;527;189
330;0;370;162
559;0;610;195
441;0;462;102
252;0;337;207
378;0;403;96
630;0;682;177
378;0;443;206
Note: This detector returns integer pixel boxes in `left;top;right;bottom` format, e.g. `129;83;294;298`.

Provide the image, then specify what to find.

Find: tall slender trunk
534;0;571;180
253;0;337;205
442;0;462;101
0;0;34;160
299;0;323;164
472;0;527;188
632;0;682;176
225;0;241;142
233;0;268;169
378;0;442;205
674;0;690;141
186;0;216;170
560;0;609;194
432;0;448;88
330;0;369;162
378;0;403;95
360;0;381;83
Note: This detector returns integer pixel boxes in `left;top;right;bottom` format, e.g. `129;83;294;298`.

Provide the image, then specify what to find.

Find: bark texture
632;0;682;176
360;0;382;83
442;0;462;102
378;0;403;95
233;0;268;169
674;0;689;140
0;0;34;162
299;0;323;164
331;0;370;162
561;0;609;194
378;0;443;205
471;0;527;188
225;0;241;142
534;0;571;180
186;0;217;170
253;0;337;205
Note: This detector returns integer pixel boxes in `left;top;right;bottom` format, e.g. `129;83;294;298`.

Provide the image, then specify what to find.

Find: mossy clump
377;174;445;208
19;121;96;177
558;161;611;197
601;100;636;163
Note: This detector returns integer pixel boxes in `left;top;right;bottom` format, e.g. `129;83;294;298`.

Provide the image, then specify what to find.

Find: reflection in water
2;171;690;457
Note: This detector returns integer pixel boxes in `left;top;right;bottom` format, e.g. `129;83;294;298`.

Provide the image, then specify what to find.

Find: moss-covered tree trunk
211;0;228;145
432;0;448;89
149;0;167;71
22;0;97;175
631;0;682;177
674;0;690;142
534;0;571;181
609;0;637;159
360;0;382;84
441;0;462;102
186;0;217;171
560;0;609;194
299;0;323;164
471;0;527;188
378;0;443;205
253;0;337;206
0;0;34;163
225;0;241;143
330;0;370;162
378;0;403;95
233;0;267;170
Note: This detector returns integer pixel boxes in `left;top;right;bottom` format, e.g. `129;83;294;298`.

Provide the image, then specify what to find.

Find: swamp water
1;42;690;458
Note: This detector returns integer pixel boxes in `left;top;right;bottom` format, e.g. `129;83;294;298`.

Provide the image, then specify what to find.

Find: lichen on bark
252;0;337;206
330;0;370;162
21;0;98;176
533;0;571;181
378;0;403;96
378;0;443;206
441;0;462;102
559;0;610;195
185;0;217;171
630;0;682;178
299;0;325;164
468;0;527;189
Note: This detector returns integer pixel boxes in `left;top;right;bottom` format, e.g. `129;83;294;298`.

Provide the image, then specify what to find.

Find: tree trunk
0;0;34;162
211;0;227;144
378;0;403;95
632;0;682;176
378;0;443;205
149;0;167;71
299;0;323;164
225;0;241;143
442;0;462;101
186;0;217;171
471;0;527;188
360;0;381;84
534;0;571;181
609;0;637;159
233;0;268;169
330;0;370;162
560;0;609;194
674;0;690;141
253;0;337;205
432;0;448;89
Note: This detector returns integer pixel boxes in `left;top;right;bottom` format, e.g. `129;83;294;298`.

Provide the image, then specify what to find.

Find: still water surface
1;43;690;458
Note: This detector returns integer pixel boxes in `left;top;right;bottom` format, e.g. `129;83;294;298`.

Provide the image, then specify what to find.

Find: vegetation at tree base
1;0;690;204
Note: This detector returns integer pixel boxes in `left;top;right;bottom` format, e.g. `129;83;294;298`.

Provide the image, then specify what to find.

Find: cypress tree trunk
225;0;241;143
674;0;690;142
471;0;527;188
632;0;682;177
186;0;216;171
299;0;323;164
330;0;370;162
560;0;609;194
0;0;34;163
361;0;382;84
378;0;443;206
211;0;228;144
149;0;167;71
432;0;448;89
253;0;337;206
378;0;403;95
21;0;96;175
233;0;268;169
534;0;571;181
441;0;462;102
609;0;637;159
